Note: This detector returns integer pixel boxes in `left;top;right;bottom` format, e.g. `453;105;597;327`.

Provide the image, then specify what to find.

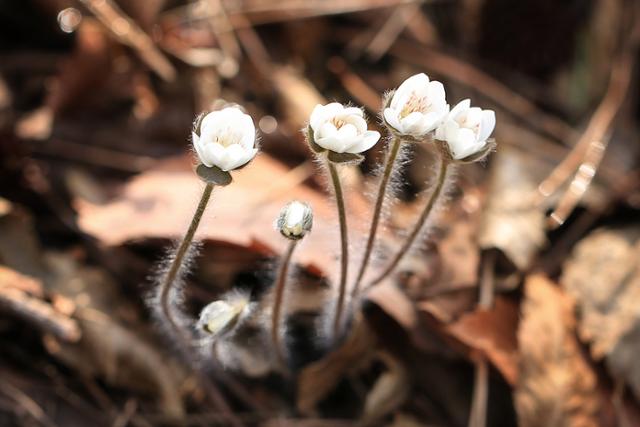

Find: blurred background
0;0;639;426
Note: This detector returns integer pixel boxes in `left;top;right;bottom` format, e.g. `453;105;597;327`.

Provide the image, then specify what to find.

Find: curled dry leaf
561;227;640;400
515;274;600;427
477;145;546;272
443;296;519;385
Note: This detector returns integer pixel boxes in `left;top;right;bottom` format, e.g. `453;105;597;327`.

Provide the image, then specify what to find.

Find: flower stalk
159;183;214;340
369;153;451;287
352;135;403;296
271;239;298;367
328;161;350;338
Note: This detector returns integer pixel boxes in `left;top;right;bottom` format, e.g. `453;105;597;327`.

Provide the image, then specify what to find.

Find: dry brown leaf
561;227;640;400
443;296;519;385
76;154;362;275
477;145;546;271
515;274;600;427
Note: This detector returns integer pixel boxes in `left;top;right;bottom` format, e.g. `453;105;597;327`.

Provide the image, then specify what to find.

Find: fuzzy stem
352;135;403;296
160;182;213;342
327;160;349;338
271;239;297;367
157;182;241;425
370;154;450;287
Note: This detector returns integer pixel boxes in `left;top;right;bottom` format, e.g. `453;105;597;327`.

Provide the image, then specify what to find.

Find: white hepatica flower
435;99;496;160
309;103;380;154
276;200;313;240
383;73;449;138
193;107;258;171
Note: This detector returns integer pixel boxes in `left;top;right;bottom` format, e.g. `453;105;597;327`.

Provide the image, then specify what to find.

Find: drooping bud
198;292;250;337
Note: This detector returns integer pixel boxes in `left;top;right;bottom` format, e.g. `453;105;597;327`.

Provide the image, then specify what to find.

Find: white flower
383;73;449;138
435;99;496;160
276;200;313;240
192;107;258;171
309;103;380;154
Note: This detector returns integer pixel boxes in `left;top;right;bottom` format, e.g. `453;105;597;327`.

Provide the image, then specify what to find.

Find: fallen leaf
515;274;600;427
76;154;363;276
443;296;519;385
561;227;640;400
477;145;546;271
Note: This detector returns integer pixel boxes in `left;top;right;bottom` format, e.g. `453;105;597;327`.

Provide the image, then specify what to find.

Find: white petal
427;80;446;103
239;115;256;149
383;108;402;132
449;128;477;159
310;103;344;131
192;132;207;164
391;73;430;110
317;122;338;139
346;130;381;153
203;142;226;168
316;135;344;153
400;111;425;135
449;99;471;119
347;115;368;133
336;123;358;141
479;110;496;142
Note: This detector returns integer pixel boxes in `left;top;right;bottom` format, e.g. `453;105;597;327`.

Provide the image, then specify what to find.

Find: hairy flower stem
328;161;349;338
160;183;213;342
352;135;402;296
370;155;450;287
271;240;297;368
157;182;242;426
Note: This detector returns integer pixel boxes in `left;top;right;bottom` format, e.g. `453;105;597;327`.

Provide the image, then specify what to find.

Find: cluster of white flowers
190;73;495;170
384;73;496;161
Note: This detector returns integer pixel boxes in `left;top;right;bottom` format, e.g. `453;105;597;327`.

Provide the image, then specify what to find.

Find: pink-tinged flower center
400;93;430;118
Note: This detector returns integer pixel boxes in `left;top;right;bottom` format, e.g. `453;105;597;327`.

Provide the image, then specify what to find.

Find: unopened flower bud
276;201;313;240
198;292;249;337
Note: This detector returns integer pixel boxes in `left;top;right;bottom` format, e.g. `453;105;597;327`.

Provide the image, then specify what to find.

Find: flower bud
276;201;313;240
198;292;249;337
